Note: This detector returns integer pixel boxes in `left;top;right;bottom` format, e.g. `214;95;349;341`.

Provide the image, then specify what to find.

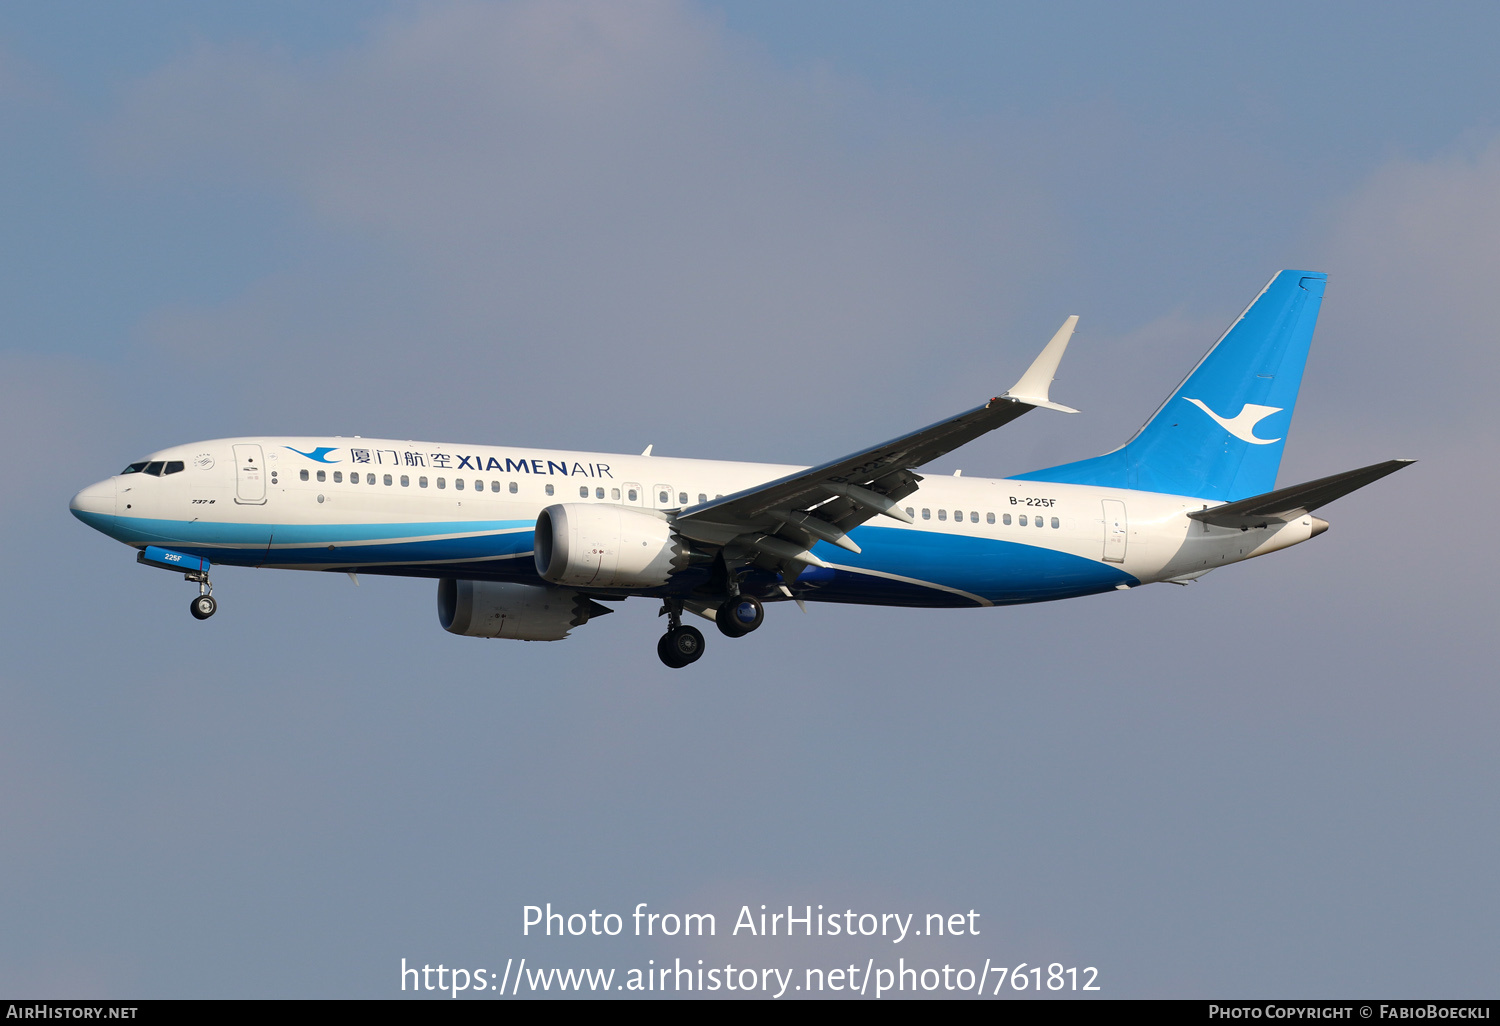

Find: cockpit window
163;461;185;475
121;462;148;475
143;461;165;476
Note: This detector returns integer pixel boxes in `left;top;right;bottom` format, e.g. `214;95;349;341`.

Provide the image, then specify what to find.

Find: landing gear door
233;443;267;505
1101;499;1127;563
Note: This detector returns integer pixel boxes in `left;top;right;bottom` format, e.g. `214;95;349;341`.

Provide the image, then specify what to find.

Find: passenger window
659;490;669;504
509;481;518;494
970;511;979;523
300;469;310;481
698;493;707;504
953;510;962;522
715;494;723;500
491;481;500;492
437;477;446;489
1051;516;1060;529
334;471;343;483
612;488;621;500
419;476;428;488
164;461;185;475
1002;513;1011;525
906;507;915;518
580;486;589;498
349;472;358;485
598;488;606;499
1035;516;1044;528
317;470;326;482
679;492;688;504
545;483;555;496
455;478;465;491
383;474;393;486
922;508;930;520
366;473;375;485
986;512;995;524
1018;515;1027;526
121;462;148;475
401;475;409;487
629;489;638;502
938;509;947;521
143;461;164;476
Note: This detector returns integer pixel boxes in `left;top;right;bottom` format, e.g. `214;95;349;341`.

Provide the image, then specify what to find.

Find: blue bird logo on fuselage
285;446;341;463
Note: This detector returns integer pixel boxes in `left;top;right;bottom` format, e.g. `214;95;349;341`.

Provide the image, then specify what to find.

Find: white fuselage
70;436;1321;608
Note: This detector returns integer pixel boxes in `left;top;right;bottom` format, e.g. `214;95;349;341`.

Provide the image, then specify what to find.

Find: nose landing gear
137;546;218;621
185;567;217;620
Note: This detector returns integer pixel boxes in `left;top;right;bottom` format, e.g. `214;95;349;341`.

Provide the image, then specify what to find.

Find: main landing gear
657;588;768;668
715;594;764;638
657;625;705;668
657;599;704;669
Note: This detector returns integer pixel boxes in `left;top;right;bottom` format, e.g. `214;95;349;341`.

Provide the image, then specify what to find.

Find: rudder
1011;270;1327;502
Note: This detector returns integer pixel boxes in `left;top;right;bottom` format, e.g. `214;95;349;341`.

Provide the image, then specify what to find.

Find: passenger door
233;444;267;505
1101;499;1127;562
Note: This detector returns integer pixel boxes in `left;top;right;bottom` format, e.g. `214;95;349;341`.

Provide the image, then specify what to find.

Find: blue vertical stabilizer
1010;270;1326;501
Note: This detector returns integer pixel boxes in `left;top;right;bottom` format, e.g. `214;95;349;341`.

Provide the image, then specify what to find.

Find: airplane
70;270;1411;668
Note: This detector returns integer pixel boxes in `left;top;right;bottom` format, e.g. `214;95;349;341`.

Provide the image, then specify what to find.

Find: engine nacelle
534;503;687;589
437;579;609;641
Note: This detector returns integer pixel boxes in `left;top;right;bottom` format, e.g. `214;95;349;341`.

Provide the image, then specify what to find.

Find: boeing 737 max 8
70;271;1411;667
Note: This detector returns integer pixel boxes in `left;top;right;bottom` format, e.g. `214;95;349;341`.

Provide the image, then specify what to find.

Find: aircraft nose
69;479;116;520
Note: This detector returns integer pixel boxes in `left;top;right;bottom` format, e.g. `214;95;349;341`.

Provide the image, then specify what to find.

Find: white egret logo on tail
1183;398;1284;444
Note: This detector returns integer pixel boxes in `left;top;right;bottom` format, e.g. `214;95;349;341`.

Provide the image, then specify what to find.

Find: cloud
1311;135;1500;445
10;4;1495;997
105;0;1055;455
0;354;122;528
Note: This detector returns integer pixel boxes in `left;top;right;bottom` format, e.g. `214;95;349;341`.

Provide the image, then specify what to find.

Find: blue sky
2;1;1496;998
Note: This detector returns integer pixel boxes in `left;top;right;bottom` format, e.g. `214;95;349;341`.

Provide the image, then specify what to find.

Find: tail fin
1010;270;1327;501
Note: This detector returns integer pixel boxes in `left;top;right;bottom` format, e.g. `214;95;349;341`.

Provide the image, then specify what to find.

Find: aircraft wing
672;317;1079;577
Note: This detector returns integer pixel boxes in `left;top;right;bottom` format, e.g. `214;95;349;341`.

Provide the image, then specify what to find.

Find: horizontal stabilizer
1188;459;1414;528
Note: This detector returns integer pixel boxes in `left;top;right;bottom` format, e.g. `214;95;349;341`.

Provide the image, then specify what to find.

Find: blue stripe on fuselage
70;511;536;566
801;525;1135;605
73;511;1134;604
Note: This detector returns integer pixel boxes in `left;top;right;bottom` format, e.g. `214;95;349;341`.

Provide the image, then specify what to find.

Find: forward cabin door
1101;499;1127;563
233;444;267;505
